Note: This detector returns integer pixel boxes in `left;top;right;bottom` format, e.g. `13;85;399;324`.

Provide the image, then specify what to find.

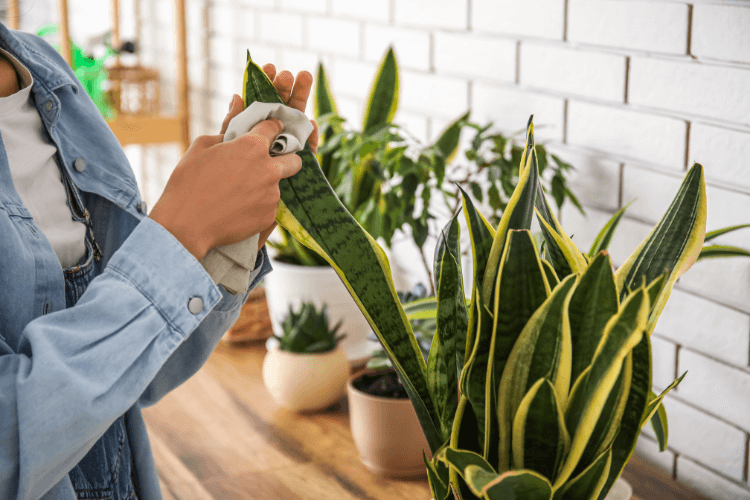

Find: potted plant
264;46;467;364
242;56;706;499
262;302;349;412
347;286;437;478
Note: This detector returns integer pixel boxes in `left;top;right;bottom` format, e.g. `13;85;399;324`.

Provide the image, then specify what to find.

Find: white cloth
0;47;87;268
200;101;314;295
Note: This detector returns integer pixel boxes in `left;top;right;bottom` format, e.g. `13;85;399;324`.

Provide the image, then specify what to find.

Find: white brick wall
128;1;750;496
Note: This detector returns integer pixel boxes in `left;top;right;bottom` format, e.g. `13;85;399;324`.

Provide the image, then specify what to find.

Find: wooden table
142;343;708;500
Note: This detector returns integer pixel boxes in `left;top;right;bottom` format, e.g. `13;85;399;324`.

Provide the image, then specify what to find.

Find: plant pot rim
347;368;412;404
269;258;332;272
266;342;344;359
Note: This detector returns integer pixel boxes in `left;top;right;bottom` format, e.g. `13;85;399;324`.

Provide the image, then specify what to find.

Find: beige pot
262;343;349;412
347;369;432;478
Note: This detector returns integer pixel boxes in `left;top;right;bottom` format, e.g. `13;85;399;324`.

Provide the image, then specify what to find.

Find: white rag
200;101;314;295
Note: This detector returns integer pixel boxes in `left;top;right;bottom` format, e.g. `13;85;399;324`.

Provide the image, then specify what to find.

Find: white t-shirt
0;47;87;269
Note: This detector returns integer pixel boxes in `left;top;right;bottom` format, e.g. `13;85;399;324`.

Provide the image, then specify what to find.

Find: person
0;20;319;500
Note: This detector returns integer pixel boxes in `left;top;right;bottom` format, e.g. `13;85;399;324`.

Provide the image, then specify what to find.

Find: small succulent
275;302;346;354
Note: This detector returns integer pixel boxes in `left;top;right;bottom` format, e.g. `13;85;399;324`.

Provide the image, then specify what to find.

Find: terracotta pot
347;368;431;478
264;260;379;365
262;343;349;412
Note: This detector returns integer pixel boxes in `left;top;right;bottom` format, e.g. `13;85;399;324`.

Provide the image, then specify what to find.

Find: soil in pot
352;370;408;399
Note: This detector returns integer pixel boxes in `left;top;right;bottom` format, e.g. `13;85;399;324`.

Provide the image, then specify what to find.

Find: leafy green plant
274;302;346;354
269;47;464;268
444;121;585;226
242;54;706;499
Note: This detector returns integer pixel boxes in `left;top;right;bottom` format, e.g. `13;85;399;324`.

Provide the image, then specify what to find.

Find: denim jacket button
137;201;147;214
45;101;53;111
74;158;86;172
188;297;204;315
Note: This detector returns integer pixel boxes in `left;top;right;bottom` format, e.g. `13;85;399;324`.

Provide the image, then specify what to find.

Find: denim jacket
0;24;271;500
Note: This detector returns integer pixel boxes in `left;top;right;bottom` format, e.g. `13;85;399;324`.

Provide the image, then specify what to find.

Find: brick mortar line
657;385;750;435
745;434;749;483
651;333;750;374
677;455;750;493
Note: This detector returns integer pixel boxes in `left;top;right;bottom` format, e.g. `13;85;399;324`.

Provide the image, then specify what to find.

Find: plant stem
420;247;436;296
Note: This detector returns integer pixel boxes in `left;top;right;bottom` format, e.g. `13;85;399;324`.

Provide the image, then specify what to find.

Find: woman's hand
220;65;320;250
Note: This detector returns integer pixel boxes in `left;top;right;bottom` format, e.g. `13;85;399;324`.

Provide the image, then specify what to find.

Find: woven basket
105;63;161;117
222;286;274;344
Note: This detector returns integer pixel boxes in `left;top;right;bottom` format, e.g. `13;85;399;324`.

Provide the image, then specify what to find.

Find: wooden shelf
142;342;711;500
107;115;188;147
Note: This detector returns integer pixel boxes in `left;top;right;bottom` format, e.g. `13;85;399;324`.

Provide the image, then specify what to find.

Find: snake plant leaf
458;184;495;370
242;55;442;453
596;336;651;500
534;171;587;274
553;448;612;500
403;297;439;320
512;378;570;481
482;119;540;306
704;223;750;242
641;372;686;427
314;62;339;118
362;46;398;134
649;400;669;452
434;111;471;165
497;274;576;472
535;210;583;279
313;62;340;181
425;451;450;500
541;259;559;287
588;202;632;259
483;229;550;465
429;225;467;438
698;245;750;260
568;252;619;384
482;470;553;500
574;356;631;477
435;212;463;289
557;288;649;489
615;163;707;334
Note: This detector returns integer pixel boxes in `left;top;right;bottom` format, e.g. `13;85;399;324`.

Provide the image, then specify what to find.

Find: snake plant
241;52;706;499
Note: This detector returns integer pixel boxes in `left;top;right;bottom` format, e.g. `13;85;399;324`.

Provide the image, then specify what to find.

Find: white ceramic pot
604;477;633;500
264;260;379;364
262;343;349;412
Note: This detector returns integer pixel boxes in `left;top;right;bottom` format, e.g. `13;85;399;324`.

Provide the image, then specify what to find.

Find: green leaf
568;252;619;384
615;163;707;334
482;471;553;500
314;63;339;118
540;259;559;287
243;55;443;453
596;336;651;500
554;448;612;500
512;379;570;481
425;451;450;500
363;47;399;134
482;118;540;307
497;274;577;473
314;64;342;181
704;223;750;242
557;287;649;488
588;202;632;259
429;216;468;439
650;401;669;452
698;245;750;261
464;229;550;467
403;297;439;320
434;111;471;164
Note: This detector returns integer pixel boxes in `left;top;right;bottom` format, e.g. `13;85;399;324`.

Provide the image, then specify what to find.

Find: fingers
287;70;313;112
273;70;294;104
234;118;284;151
308;119;319;155
273;152;303;179
191;134;224;150
262;63;276;82
220;94;244;135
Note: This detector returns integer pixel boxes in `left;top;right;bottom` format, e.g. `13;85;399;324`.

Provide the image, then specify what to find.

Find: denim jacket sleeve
0;217;271;500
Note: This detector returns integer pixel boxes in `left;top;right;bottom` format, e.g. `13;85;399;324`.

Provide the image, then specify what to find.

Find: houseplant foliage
274;302;346;354
241;52;706;499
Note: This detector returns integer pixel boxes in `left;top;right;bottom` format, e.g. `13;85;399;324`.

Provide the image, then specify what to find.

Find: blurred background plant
274;302;347;354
